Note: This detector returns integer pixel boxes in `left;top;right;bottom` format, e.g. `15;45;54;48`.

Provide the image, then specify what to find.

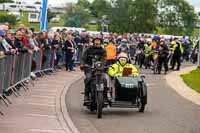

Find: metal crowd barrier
3;55;14;93
42;49;52;70
13;53;24;85
0;48;64;115
32;49;58;75
0;55;12;111
32;50;43;74
0;56;5;115
0;56;5;95
56;50;65;68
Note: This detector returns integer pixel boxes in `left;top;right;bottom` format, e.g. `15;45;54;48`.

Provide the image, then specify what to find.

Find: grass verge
181;69;200;93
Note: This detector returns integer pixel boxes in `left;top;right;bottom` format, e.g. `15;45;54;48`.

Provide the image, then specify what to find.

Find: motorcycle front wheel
96;91;103;118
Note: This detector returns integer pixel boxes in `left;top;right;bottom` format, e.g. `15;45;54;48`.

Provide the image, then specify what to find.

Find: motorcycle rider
108;52;139;78
170;38;184;71
157;39;169;74
135;37;145;67
191;38;199;63
80;36;107;102
118;39;129;55
144;38;152;69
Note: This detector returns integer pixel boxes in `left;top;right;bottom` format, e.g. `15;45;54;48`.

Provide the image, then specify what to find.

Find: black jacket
14;38;28;53
159;45;169;57
0;42;12;55
81;45;106;66
63;40;74;55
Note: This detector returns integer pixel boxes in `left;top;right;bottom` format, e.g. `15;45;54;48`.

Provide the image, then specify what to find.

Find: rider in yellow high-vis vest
144;39;152;69
144;43;152;57
108;52;139;78
170;39;184;70
192;39;198;49
171;40;184;54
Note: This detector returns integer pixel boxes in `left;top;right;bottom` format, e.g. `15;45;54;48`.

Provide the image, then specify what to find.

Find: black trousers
54;53;62;66
158;56;168;72
84;71;92;96
65;53;73;70
144;55;152;69
171;54;181;70
136;54;145;68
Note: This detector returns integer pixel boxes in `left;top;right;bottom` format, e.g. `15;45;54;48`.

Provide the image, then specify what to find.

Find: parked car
21;4;38;12
3;3;20;12
50;16;60;23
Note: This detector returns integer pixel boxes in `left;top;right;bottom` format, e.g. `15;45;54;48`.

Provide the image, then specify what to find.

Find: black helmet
92;35;103;45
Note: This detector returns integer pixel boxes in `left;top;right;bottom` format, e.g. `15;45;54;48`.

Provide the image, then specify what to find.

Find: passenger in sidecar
107;52;147;112
108;52;139;78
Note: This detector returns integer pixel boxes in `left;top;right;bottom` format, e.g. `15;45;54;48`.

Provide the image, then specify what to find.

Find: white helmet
146;38;152;43
104;39;109;44
121;38;128;42
117;36;122;39
118;52;128;59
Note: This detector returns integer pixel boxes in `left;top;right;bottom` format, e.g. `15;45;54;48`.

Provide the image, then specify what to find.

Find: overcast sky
22;0;200;12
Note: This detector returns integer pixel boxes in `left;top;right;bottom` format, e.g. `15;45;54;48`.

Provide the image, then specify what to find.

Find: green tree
89;0;111;31
109;0;157;33
64;0;198;35
0;13;16;25
64;1;91;27
157;0;198;35
90;0;111;18
108;0;132;33
131;0;158;33
47;9;57;22
0;0;14;3
77;0;90;9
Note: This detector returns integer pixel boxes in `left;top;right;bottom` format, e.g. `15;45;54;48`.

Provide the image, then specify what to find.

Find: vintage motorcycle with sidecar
82;56;147;119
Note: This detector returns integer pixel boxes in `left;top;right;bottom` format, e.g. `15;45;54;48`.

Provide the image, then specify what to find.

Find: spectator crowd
0;22;199;74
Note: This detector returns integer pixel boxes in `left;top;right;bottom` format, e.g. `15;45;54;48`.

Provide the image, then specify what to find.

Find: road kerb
55;72;83;133
165;66;200;106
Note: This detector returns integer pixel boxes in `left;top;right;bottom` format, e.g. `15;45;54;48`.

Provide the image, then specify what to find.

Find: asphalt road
66;66;200;133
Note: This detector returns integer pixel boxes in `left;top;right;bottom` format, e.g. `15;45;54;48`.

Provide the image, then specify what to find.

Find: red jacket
22;37;28;48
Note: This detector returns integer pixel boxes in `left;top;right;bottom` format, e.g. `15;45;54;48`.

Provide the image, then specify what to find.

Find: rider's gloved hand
132;73;139;78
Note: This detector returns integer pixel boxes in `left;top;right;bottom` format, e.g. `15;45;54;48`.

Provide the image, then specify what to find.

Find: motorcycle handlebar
82;64;109;71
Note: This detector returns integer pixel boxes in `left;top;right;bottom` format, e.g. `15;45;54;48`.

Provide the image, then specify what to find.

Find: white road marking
31;95;55;99
33;89;57;93
27;114;56;118
28;103;54;107
29;129;65;133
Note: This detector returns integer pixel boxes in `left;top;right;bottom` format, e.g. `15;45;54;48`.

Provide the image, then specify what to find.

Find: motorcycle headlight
95;62;102;69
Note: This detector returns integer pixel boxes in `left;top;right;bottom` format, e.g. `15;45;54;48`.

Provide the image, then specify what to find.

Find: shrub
0;13;17;25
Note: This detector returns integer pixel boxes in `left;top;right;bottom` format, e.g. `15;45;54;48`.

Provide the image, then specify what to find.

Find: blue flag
40;0;48;32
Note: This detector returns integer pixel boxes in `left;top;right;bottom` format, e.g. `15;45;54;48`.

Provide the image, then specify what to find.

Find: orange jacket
152;41;157;49
105;43;116;60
